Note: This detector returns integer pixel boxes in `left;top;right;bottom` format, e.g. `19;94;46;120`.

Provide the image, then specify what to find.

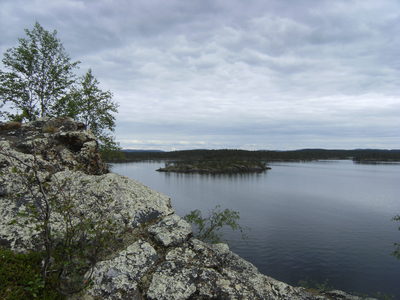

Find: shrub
184;205;245;243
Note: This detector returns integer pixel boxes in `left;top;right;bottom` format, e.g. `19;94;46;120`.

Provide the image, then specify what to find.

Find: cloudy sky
1;0;399;150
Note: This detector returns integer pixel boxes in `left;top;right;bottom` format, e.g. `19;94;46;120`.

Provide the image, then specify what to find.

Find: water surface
111;160;400;297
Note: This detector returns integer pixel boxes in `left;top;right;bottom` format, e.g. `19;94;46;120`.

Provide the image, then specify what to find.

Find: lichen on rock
88;240;159;300
148;214;192;247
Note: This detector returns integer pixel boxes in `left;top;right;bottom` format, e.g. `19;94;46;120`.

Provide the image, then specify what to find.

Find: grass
0;247;63;300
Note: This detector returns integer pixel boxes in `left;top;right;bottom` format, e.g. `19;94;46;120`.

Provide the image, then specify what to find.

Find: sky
0;0;399;150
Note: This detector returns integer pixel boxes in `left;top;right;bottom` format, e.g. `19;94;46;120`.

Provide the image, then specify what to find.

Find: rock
51;170;173;228
0;118;173;252
88;240;159;300
0;117;108;174
322;290;373;300
148;214;192;247
0;121;22;131
0;168;173;252
147;262;197;300
55;131;93;152
144;238;319;300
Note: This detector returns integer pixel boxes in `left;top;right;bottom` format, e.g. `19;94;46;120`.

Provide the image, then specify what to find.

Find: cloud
1;0;399;150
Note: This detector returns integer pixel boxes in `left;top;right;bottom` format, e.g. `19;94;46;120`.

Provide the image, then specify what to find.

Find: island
156;159;271;174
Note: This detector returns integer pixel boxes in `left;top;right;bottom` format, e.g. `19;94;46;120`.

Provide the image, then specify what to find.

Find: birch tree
0;22;79;121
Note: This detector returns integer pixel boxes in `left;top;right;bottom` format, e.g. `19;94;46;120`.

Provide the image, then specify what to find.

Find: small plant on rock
184;205;245;243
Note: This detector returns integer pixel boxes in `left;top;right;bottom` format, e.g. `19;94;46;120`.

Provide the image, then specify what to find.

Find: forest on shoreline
108;148;400;163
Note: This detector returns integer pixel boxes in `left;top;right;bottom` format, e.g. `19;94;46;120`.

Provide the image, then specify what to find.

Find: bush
184;205;245;243
0;248;63;299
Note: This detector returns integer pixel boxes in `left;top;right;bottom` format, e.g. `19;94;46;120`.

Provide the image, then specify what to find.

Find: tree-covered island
156;159;270;174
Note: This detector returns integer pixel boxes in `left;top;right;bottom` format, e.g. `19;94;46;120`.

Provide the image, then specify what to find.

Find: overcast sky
1;0;399;150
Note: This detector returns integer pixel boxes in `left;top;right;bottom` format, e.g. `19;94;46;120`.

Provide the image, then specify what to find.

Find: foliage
99;140;125;162
55;69;118;147
0;146;128;295
0;22;79;121
0;23;119;151
184;205;244;243
394;215;400;259
0;100;5;120
0;247;63;299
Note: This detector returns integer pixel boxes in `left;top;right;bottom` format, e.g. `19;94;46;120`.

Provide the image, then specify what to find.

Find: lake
111;160;400;298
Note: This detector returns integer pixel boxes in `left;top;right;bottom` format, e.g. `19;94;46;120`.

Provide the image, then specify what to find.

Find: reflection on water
353;160;400;165
162;170;267;179
111;160;400;298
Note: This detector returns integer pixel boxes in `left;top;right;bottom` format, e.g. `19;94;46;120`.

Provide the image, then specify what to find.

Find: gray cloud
1;0;399;150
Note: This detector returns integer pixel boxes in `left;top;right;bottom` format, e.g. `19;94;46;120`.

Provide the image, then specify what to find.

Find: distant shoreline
106;149;400;163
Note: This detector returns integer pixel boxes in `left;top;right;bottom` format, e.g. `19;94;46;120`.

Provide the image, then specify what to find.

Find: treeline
108;149;400;163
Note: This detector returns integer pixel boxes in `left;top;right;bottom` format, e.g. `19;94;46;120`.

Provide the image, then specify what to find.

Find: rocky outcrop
0;117;107;175
0;118;173;252
0;118;374;300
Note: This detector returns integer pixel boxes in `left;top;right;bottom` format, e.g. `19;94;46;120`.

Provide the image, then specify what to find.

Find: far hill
122;149;164;153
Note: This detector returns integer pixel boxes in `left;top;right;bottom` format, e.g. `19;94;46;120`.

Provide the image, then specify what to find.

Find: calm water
111;160;400;298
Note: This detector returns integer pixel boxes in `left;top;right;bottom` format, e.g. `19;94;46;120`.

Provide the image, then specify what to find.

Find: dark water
111;160;400;298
